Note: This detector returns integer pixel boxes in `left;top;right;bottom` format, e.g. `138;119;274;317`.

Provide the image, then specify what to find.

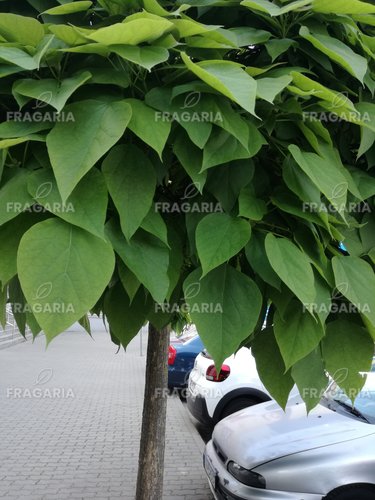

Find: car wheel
325;484;375;500
219;397;259;420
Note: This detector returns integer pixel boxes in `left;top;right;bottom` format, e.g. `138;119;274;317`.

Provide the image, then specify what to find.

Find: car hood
213;398;375;469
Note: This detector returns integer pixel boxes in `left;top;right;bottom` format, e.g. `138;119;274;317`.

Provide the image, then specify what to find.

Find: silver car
204;373;375;500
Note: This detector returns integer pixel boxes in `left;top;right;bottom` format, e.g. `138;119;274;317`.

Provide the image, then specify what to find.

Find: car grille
213;440;228;464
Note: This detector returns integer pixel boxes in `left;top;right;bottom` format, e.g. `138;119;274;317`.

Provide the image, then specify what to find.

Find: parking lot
0;321;212;500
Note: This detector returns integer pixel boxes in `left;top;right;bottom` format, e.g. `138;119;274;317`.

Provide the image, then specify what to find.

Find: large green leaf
322;319;373;400
13;72;92;113
181;53;257;115
42;1;93;15
265;234;316;307
47;100;132;201
125;98;171;158
289;145;348;216
0;170;34;226
88;18;173;45
241;0;312;16
300;26;367;83
184;265;262;367
0;13;44;46
332;256;375;327
245;232;281;289
0;213;48;285
111;45;169;71
104;283;150;348
196;213;251;276
312;0;375;14
274;300;325;371
27;168;108;239
17;219;115;341
256;75;292;103
252;327;294;409
106;220;169;304
102;145;156;241
291;349;329;413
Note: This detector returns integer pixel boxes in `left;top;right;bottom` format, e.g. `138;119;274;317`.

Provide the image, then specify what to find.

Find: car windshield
324;382;375;424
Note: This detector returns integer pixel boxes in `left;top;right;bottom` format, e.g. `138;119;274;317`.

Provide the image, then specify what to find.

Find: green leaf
17;219;115;341
252;327;294;409
0;284;6;329
88;18;173;45
47;100;132;201
106;220;169;304
118;260;141;303
245;231;281;289
102;144;156;241
265;39;295;61
274;300;325;371
241;0;312;16
0;35;54;70
312;0;375;14
299;26;368;83
181;53;257;116
0;135;45;150
125;98;171;158
360;213;375;253
0;213;48;285
0;13;44;46
256;75;292;103
173;131;207;188
322;319;373;400
42;1;93;15
111;45;169;71
13;72;92;113
141;208;169;247
265;234;316;307
0;120;51;138
289;145;348;216
27;168;108;239
196;213;251;276
183;265;262;367
104;283;150;348
202;124;264;171
332;256;375;327
239;186;267;220
0;170;34;226
291;349;329;413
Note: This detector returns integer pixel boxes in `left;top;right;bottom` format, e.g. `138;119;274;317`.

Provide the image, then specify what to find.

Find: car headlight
227;461;266;488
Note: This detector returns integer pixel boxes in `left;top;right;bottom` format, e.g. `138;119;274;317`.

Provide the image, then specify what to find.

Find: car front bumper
204;440;321;500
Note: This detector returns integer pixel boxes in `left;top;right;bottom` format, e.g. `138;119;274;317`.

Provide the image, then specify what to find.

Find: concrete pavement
0;321;212;500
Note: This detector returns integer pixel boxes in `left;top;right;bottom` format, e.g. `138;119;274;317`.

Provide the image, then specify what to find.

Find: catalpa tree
0;1;375;494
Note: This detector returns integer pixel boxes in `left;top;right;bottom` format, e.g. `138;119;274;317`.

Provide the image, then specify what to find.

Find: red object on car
168;345;177;365
206;364;231;382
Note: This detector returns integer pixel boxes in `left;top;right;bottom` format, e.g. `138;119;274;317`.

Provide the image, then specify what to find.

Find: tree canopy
0;0;375;410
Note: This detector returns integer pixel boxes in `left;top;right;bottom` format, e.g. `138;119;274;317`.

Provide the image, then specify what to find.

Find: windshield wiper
334;400;370;423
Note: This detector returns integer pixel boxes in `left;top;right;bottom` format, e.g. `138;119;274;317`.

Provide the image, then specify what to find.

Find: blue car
168;334;204;388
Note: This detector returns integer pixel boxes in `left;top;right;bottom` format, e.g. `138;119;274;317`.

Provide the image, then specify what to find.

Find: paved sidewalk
0;322;212;500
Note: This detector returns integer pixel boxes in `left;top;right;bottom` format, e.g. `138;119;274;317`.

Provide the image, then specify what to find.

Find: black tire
325;484;375;500
219;396;259;420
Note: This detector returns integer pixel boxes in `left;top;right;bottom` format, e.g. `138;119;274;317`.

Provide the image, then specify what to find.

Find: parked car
187;347;271;425
204;373;375;500
168;330;204;389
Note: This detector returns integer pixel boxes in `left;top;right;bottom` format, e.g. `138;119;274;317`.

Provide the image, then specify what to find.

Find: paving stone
0;323;213;499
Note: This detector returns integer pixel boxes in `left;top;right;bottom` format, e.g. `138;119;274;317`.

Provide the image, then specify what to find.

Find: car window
325;383;375;423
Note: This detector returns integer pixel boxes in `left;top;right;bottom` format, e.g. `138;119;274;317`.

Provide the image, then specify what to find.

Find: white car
204;374;375;500
187;347;271;425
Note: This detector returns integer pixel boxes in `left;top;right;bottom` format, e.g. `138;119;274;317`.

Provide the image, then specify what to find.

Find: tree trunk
135;323;170;500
